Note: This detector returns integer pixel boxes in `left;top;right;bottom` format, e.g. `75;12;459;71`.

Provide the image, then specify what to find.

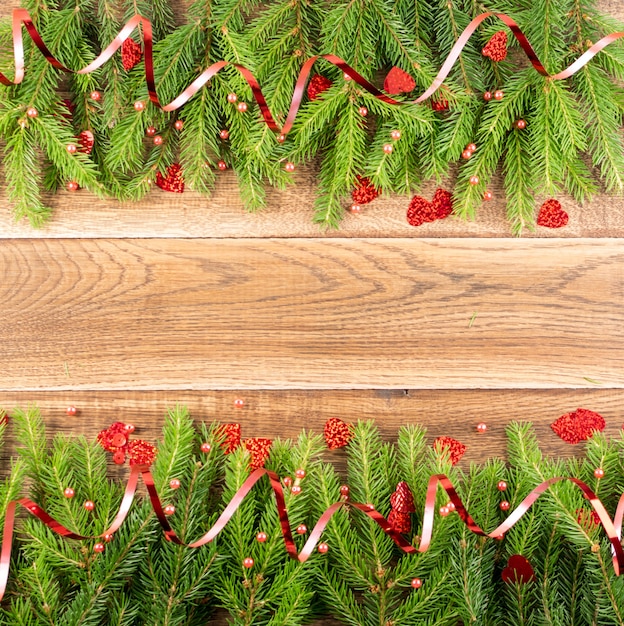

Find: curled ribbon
2;9;624;135
0;466;623;602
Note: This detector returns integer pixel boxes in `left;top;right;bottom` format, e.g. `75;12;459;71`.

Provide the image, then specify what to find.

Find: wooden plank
1;238;623;390
0;390;622;462
1;173;624;239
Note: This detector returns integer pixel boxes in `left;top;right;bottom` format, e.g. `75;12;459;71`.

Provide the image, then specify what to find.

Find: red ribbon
0;466;623;602
3;9;624;135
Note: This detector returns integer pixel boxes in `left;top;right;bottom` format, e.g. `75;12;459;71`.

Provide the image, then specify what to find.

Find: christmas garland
1;0;624;232
1;405;624;624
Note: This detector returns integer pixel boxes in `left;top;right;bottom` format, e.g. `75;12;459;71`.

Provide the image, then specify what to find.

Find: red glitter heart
324;417;353;449
537;199;568;228
352;175;380;205
407;195;437;226
121;38;142;71
433;436;466;465
388;510;412;534
551;408;605;444
307;74;332;101
383;66;416;95
243;437;273;470
432;188;454;219
216;423;242;454
155;163;185;193
501;555;535;585
482;30;508;62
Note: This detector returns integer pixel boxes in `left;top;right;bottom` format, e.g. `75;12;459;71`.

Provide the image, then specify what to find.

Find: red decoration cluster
551;408;606;444
324;417;353;449
431;98;449;112
244;438;273;470
482;31;509;62
407;188;454;226
352;175;380;205
433;436;466;465
97;422;157;466
121;38;142;71
388;481;415;534
307;74;332;100
537;199;568;228
155;163;185;193
78;130;94;155
383;66;416;95
217;423;242;453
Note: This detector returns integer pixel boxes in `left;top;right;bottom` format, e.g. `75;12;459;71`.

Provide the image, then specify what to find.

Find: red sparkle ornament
352;175;380;205
294;469;306;479
243;557;254;568
307;74;332;100
133;100;145;111
432;188;454;219
156;163;185;193
217;160;227;171
497;480;508;491
164;504;175;516
90;90;101;101
217;423;241;453
66;143;77;154
296;524;307;534
537;199;568;228
318;543;329;553
323;417;353;449
431;98;449;112
174;120;184;131
66;406;77;416
407;195;437;226
384;66;416;94
66;181;79;192
501;555;535;585
358;106;368;117
26;107;38;118
200;442;212;453
169;479;181;490
500;500;510;511
84;500;94;511
64;487;75;498
476;422;487;433
411;578;422;588
551;408;605;444
482;30;509;62
594;468;605;479
576;507;601;530
237;102;248;112
433;436;466;466
219;129;229;140
121;38;142;71
256;532;267;542
93;542;105;553
244;438;273;470
128;439;157;466
388;510;412;534
78;130;94;155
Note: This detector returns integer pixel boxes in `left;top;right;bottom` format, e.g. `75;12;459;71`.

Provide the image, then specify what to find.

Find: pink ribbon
2;9;623;136
0;466;623;602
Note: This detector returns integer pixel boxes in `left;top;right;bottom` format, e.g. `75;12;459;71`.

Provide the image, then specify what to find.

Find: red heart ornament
502;555;535;585
384;66;416;95
537;199;568;228
407;195;437;226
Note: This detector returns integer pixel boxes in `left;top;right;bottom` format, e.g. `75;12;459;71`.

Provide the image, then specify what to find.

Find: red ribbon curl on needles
3;9;624;136
1;466;624;602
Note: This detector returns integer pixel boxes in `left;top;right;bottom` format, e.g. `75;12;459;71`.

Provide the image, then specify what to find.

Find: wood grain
1;389;623;463
1;238;623;390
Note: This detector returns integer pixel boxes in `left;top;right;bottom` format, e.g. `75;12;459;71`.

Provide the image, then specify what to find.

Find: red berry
90;91;101;101
594;468;605;479
174;120;184;130
296;524;307;534
439;505;450;517
200;442;212;453
234;398;244;408
84;500;95;511
285;162;295;172
134;101;145;111
383;143;393;154
350;204;362;214
483;91;493;101
124;424;135;433
476;422;487;433
497;480;507;491
283;476;293;487
146;126;156;137
469;176;480;185
64;487;75;498
295;469;306;479
66;143;77;154
227;93;238;103
462;149;473;160
291;485;302;495
153;135;163;146
318;542;329;553
243;557;254;568
103;533;114;542
500;500;510;511
494;90;504;101
66;406;77;416
358;106;368;117
447;502;456;512
26;107;38;118
390;129;401;140
515;119;527;130
343;72;351;81
411;578;422;589
169;479;181;490
220;129;230;140
237;102;248;112
164;505;175;516
93;542;105;553
340;485;350;497
467;143;477;152
217;160;227;171
256;532;268;542
483;190;493;201
67;181;79;192
276;133;286;143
